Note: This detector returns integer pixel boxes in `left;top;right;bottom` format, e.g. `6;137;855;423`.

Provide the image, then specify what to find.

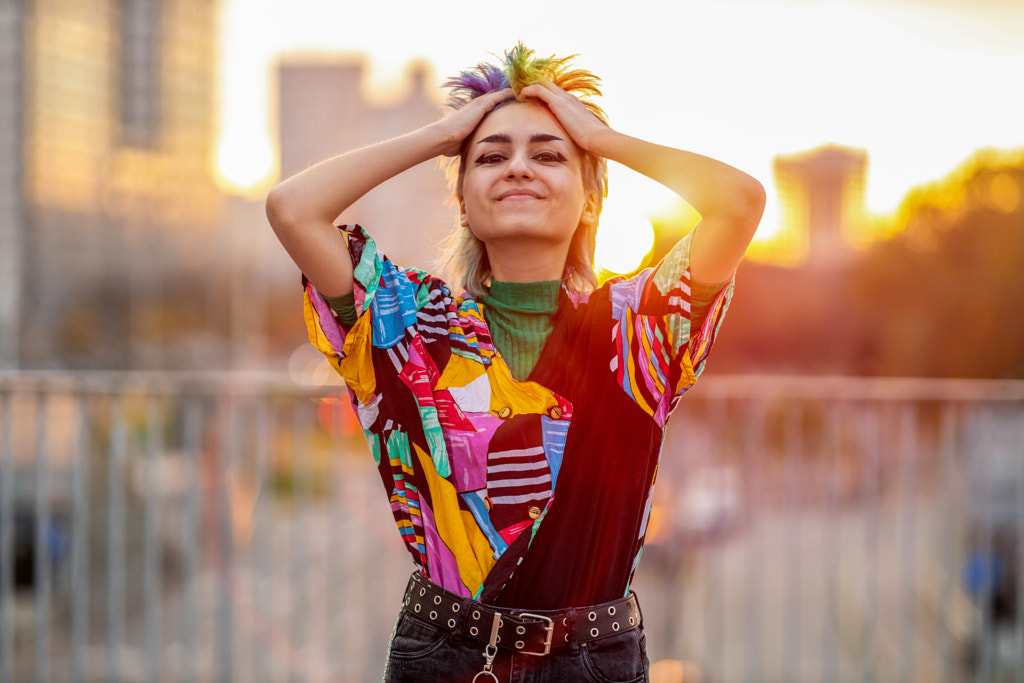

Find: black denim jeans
383;605;650;683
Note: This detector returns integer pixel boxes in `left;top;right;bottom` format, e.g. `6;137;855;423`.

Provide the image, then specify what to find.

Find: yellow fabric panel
678;346;697;391
337;313;376;405
303;290;341;360
461;509;497;579
485;358;559;418
413;443;492;595
435;353;487;391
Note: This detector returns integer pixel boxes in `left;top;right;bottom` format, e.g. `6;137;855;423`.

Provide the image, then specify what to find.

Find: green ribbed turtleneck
479;279;561;381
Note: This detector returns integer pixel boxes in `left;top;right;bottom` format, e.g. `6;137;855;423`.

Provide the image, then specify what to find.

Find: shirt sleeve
302;224;439;404
607;230;734;425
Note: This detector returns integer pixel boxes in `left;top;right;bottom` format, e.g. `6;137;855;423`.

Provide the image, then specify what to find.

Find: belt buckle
514;612;554;656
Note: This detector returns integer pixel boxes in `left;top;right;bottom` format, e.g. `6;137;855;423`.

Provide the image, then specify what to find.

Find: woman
267;44;765;683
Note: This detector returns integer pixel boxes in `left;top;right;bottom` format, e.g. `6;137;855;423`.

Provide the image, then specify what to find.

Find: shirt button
549;406;563;419
528;506;541;519
497;406;512;419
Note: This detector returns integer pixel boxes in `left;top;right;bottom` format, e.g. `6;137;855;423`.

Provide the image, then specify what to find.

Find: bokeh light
216;132;276;197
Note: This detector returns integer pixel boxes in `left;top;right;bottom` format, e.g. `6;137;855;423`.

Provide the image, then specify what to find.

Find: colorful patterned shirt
303;224;733;610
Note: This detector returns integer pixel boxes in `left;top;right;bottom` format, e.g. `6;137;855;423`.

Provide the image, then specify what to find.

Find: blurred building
0;0;222;370
278;59;455;272
773;145;868;268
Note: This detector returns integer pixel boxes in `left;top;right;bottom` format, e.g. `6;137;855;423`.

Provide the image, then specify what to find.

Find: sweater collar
482;279;562;315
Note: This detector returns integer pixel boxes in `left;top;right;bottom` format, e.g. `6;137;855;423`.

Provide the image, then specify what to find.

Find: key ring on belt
472;611;502;683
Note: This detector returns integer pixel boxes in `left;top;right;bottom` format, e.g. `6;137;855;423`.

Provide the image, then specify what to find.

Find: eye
475;152;506;165
535;151;567;163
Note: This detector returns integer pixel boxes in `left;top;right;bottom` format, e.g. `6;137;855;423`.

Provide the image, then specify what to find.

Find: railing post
179;395;202;682
938;402;958;683
0;391;14;683
70;391;89;683
33;388;51;683
143;393;163;681
897;401;919;683
107;393;126;683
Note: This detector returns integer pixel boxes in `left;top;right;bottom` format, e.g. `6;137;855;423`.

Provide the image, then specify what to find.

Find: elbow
742;176;767;220
265;184;288;233
265;182;302;237
731;176;767;237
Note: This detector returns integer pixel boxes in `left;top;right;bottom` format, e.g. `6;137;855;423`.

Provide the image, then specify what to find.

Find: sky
216;0;1024;258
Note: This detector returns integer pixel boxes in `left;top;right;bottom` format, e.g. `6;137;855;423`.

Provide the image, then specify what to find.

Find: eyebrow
476;133;565;145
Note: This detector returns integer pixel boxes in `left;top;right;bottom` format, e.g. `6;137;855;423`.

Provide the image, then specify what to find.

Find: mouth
497;189;542;201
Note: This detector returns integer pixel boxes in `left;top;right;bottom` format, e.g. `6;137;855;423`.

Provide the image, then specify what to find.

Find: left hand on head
518;81;608;153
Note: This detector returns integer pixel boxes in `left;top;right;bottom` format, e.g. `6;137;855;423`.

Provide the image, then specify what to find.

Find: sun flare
594;197;656;275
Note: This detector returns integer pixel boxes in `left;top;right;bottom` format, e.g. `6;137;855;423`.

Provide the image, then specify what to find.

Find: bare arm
265;88;513;297
520;84;766;283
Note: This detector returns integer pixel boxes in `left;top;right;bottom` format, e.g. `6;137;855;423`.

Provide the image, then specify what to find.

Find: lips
497;188;542;200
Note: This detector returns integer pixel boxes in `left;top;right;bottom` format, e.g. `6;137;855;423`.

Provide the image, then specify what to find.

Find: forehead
469;100;572;145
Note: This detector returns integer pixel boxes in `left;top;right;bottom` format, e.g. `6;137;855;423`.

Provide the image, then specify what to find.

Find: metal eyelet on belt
608;606;616;616
590;627;599;637
613;622;620;631
452;603;461;613
434;596;442;605
588;612;597;622
414;604;421;613
430;611;438;620
470;626;479;636
473;610;481;620
629;617;636;626
516;625;526;635
419;588;426;597
516;640;525;649
448;618;457;628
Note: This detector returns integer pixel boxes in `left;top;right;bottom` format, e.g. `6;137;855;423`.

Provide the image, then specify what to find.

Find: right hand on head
433;88;514;157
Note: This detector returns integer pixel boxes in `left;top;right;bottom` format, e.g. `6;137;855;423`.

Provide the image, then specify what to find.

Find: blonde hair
438;43;609;299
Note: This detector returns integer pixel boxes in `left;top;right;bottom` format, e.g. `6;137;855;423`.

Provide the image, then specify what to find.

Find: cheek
461;173;493;213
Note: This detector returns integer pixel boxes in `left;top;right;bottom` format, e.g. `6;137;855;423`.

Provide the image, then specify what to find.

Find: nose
505;149;533;179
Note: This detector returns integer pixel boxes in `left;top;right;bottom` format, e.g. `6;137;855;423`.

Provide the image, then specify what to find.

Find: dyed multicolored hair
438;43;610;299
444;42;608;124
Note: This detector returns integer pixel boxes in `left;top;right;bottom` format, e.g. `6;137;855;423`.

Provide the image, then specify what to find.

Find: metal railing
1;372;1022;682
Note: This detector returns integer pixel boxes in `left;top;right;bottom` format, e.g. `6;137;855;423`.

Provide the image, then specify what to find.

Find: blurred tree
707;148;1024;379
853;150;1024;378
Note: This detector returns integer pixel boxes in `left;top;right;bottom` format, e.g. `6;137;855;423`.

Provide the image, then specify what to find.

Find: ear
458;197;470;228
580;192;599;228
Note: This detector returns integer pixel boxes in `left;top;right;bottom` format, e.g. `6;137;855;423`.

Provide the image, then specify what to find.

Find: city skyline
216;0;1024;256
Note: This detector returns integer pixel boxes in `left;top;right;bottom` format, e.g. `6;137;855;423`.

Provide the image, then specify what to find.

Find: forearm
587;128;764;223
265;88;512;297
267;124;452;230
265;124;452;297
588;128;766;283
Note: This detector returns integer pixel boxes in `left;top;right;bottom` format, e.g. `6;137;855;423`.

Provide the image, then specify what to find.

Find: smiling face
458;101;597;254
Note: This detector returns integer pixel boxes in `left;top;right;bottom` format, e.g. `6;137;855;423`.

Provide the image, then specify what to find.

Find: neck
485;239;570;283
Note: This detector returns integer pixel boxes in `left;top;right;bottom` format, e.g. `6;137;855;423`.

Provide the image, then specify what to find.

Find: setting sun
594;196;656;275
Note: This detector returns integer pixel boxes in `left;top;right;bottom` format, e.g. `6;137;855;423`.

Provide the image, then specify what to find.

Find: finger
518;83;555;101
477;88;515;113
485;87;515;103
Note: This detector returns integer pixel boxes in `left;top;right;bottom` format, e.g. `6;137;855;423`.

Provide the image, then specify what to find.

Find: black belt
401;572;641;656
